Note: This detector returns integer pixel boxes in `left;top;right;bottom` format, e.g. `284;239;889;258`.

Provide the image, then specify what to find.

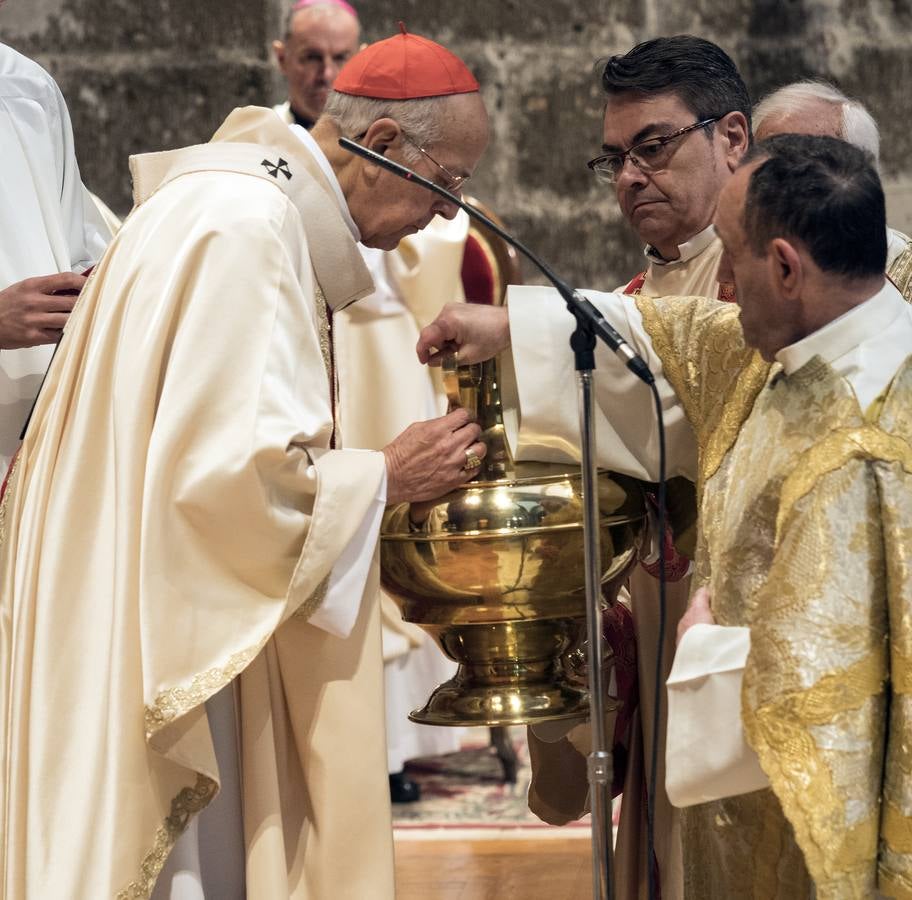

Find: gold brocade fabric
709;357;882;900
888;243;912;302
639;292;912;898
738;358;912;899
634;294;771;496
116;775;218;900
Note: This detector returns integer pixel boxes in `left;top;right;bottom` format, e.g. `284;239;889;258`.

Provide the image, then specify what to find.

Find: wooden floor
394;837;592;900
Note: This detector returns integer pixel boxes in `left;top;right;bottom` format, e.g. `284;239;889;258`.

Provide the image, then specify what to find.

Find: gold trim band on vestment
0;453;21;550
116;774;218;900
144;643;262;738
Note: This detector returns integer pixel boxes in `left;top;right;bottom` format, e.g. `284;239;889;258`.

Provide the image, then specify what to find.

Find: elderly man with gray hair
1;28;489;900
754;80;912;278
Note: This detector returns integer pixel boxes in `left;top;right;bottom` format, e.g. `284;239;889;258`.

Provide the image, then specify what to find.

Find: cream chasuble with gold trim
0;107;396;899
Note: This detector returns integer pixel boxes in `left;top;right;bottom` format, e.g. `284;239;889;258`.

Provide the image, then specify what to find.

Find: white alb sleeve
500;284;698;482
308;457;387;639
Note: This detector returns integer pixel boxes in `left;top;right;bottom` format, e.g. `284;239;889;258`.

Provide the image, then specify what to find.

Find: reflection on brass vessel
381;354;646;727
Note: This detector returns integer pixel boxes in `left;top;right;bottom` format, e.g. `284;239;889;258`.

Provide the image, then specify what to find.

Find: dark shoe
389;770;421;803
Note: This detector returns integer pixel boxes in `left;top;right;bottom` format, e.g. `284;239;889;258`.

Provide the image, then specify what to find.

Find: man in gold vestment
0;30;489;900
417;135;912;898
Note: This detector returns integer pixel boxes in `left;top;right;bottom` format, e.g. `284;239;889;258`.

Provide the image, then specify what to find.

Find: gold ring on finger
464;449;482;471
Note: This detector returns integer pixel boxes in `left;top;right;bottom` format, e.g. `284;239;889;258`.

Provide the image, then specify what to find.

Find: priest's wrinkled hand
0;273;86;349
416;302;510;366
676;586;716;646
383;408;487;504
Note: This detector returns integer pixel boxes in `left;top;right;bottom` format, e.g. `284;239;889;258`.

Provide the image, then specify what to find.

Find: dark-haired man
418;134;912;898
528;35;753;899
594;35;752;298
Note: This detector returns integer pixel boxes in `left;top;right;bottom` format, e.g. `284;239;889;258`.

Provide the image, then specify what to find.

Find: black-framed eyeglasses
586;117;722;184
400;132;468;193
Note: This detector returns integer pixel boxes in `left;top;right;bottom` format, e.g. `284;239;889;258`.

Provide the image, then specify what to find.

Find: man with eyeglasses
526;35;752;900
1;29;489;900
272;0;472;807
592;36;752;301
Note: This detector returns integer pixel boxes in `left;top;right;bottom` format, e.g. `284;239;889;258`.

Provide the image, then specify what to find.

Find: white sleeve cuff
307;461;387;639
665;624;769;807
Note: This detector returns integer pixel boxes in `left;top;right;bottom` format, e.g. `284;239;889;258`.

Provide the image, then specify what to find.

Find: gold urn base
408;618;591;727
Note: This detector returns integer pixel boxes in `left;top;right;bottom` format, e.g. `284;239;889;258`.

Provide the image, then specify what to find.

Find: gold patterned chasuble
636;294;912;900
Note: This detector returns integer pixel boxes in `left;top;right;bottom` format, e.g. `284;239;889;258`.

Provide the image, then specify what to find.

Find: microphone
338;136;655;386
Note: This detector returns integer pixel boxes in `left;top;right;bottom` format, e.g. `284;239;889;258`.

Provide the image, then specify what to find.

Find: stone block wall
3;0;911;287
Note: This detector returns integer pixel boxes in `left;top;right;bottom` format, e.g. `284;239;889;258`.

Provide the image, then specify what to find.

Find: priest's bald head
313;27;489;251
753;81;881;165
273;0;361;127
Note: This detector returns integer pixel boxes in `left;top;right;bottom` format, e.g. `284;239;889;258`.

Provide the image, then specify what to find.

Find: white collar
289;124;360;241
776;280;904;375
645;224;717;267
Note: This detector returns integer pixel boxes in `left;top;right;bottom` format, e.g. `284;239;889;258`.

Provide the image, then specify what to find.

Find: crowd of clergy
1;0;911;898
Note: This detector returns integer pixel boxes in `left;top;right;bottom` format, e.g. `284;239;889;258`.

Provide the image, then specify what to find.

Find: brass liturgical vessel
380;353;646;727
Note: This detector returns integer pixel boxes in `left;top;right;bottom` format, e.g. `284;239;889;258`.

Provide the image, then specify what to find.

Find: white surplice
523;226;727;900
0;43;109;470
629;225;726;297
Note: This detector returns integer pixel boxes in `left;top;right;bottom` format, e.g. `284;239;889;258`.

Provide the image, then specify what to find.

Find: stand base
409;674;590;727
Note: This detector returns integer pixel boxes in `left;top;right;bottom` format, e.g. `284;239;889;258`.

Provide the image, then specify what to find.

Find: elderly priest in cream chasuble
0;108;395;899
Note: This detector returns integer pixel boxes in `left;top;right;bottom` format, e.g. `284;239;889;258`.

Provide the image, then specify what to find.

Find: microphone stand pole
335;137;659;900
571;314;614;900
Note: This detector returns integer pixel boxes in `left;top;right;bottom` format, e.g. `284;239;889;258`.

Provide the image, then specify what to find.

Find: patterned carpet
392;727;591;839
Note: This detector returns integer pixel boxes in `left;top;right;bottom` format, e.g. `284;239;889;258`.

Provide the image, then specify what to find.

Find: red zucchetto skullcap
333;22;479;100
